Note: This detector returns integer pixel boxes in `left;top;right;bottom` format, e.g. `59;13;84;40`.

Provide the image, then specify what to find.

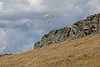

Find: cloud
0;0;46;18
0;20;45;54
0;42;6;52
0;28;6;42
21;43;33;52
27;0;47;12
87;0;100;13
0;2;3;10
0;29;6;53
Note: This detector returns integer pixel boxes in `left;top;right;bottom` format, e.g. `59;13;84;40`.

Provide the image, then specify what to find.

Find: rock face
69;14;100;40
34;27;71;49
34;13;100;49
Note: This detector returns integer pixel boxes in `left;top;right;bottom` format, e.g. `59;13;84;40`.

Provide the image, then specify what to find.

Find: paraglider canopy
45;14;54;18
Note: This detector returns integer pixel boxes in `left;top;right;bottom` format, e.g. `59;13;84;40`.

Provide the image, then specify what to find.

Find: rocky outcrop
69;14;100;40
34;13;100;49
34;27;71;49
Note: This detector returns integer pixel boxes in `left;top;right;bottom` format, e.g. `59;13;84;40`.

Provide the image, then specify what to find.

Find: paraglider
45;14;54;23
45;14;54;18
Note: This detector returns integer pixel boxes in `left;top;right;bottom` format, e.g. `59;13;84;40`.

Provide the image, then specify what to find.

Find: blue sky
0;0;100;54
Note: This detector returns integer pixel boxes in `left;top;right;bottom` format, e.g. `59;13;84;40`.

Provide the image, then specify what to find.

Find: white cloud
0;0;47;16
0;42;6;52
0;29;6;52
0;28;6;42
0;28;6;37
21;43;33;52
87;0;100;13
0;2;3;10
27;0;46;12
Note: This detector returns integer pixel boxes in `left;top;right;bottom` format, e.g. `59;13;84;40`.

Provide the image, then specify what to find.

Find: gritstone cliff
34;13;100;49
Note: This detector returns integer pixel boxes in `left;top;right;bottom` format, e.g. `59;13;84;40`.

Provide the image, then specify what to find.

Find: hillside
0;34;100;67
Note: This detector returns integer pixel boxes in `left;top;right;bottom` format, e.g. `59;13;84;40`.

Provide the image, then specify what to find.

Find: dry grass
0;34;100;67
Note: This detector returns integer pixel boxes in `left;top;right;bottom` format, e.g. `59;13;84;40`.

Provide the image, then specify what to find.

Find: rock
34;27;71;49
34;13;100;49
69;13;100;40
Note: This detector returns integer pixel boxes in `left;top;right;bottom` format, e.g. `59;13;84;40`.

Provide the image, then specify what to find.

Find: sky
0;0;100;54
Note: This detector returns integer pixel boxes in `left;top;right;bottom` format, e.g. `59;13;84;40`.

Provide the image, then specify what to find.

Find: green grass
77;55;100;61
66;55;100;67
67;61;83;67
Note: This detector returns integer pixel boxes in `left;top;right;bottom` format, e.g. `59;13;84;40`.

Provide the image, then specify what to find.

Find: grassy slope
0;34;100;67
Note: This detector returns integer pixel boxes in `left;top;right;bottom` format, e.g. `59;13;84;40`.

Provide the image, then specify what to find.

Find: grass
67;61;83;67
66;55;100;67
0;34;100;67
74;41;82;47
77;55;100;61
